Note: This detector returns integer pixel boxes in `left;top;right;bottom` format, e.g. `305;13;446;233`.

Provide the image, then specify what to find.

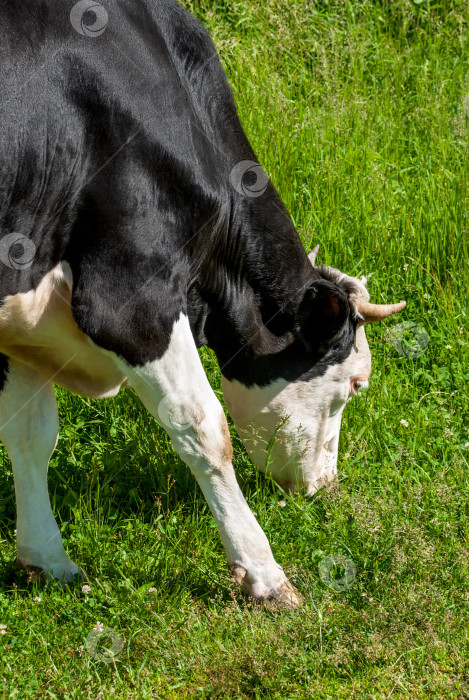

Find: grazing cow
0;0;405;606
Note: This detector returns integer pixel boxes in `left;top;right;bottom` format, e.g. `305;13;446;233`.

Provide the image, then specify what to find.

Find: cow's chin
236;424;339;496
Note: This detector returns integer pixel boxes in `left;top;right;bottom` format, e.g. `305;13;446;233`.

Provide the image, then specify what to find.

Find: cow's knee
164;401;233;477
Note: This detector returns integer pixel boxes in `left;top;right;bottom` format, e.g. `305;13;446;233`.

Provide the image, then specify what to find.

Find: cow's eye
351;378;369;395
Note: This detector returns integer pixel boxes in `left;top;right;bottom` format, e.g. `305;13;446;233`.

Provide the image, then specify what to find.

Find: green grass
1;0;468;697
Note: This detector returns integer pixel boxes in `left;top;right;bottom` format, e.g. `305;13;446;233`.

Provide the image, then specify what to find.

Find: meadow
0;0;468;697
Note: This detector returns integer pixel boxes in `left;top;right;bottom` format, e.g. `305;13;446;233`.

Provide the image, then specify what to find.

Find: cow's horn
308;244;320;265
356;299;406;323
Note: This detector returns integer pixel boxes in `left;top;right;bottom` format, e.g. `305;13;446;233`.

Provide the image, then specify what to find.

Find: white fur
222;325;372;494
0;360;82;581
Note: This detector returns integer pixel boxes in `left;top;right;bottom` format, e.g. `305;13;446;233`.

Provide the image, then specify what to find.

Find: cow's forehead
326;324;371;381
315;264;370;307
283;325;371;403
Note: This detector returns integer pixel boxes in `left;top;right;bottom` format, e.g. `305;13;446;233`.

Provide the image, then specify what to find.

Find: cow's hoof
230;564;302;609
263;580;302;610
14;557;86;587
14;558;47;584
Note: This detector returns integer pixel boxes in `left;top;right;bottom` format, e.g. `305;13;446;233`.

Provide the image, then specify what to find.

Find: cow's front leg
115;314;300;607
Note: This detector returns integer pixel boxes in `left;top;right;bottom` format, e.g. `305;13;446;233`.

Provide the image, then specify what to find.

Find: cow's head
222;247;405;495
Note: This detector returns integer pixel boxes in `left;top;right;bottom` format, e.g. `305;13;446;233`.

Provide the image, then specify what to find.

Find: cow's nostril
351;378;369;394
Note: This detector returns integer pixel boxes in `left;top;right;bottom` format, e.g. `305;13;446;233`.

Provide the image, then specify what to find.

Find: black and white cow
0;0;405;606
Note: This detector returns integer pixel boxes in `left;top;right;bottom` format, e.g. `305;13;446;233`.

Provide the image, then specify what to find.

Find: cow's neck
188;190;315;382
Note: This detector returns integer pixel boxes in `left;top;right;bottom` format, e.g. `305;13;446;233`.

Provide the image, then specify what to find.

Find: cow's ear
297;279;350;350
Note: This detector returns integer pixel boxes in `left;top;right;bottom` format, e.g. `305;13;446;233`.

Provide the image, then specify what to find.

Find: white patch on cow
0;359;83;582
114;313;299;605
0;263;126;398
222;325;372;495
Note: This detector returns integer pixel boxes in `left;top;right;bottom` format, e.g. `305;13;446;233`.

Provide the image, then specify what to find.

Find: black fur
0;0;356;388
0;354;8;393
